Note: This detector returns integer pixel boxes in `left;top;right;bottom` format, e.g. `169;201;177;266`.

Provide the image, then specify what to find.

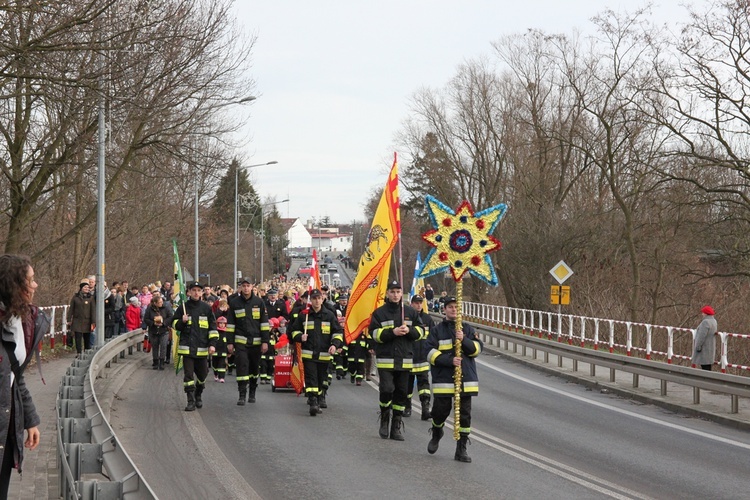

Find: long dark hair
0;254;32;319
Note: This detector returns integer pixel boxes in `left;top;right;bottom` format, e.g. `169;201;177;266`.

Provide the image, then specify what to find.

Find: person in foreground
0;255;47;495
424;296;482;463
172;281;218;411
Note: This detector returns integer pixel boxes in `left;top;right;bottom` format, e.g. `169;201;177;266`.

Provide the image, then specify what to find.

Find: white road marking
477;358;750;451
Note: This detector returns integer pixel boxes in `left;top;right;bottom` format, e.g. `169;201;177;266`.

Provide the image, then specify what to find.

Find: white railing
462;302;746;374
39;305;69;350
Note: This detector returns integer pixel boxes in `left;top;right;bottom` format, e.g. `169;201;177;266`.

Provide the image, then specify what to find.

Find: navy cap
338;294;349;301
411;295;424;302
267;288;278;295
310;289;323;298
188;281;202;290
238;277;252;285
387;280;401;290
444;296;457;306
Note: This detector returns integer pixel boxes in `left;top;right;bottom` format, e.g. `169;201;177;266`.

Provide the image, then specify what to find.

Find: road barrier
56;330;157;499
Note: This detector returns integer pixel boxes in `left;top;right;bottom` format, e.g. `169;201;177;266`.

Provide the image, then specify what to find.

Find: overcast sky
230;1;699;225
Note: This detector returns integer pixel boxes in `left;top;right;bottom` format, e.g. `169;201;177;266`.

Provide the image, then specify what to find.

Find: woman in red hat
692;306;717;370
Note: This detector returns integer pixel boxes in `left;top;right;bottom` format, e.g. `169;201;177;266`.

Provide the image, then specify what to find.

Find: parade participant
171;281;218;411
259;317;280;384
405;294;434;420
67;278;95;357
212;299;230;382
289;289;343;416
265;288;289;321
334;294;349;380
226;278;269;405
143;295;173;370
369;280;423;441
425;296;482;463
0;255;46;496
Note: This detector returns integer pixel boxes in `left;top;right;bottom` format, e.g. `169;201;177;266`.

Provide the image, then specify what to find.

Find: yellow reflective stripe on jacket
467;340;481;357
208;330;219;340
234;335;248;345
432;383;454;394
411;361;430;373
234;309;246;318
463;381;479;393
332;333;344;343
438;339;453;350
376;357;394;369
195;347;209;356
226;323;236;333
428;348;441;365
198;316;209;329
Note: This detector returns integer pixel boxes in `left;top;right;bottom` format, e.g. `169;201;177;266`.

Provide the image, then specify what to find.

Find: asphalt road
111;347;750;499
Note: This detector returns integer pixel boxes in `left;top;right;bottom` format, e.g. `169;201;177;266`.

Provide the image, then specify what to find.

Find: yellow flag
344;156;400;344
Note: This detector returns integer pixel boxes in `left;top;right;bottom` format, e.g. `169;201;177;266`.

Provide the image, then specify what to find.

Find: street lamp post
234;161;278;284
260;198;289;284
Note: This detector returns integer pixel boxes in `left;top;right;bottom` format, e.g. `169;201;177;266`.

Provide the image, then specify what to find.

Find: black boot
152;359;158;370
390;415;404;441
195;386;204;409
308;395;319;416
184;392;196;412
237;388;247;406
319;388;328;409
420;396;431;421
427;425;444;454
454;433;472;463
158;359;164;371
403;399;412;418
378;408;391;439
248;386;256;403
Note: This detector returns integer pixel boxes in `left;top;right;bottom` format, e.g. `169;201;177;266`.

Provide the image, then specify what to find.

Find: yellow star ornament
418;195;508;285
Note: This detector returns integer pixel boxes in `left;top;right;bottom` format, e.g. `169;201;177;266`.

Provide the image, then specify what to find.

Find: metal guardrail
459;316;750;415
56;330;158;499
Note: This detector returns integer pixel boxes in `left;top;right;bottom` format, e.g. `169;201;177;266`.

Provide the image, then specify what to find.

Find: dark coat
226;293;269;347
68;291;95;333
425;317;482;397
289;306;343;364
369;300;423;371
172;298;218;358
0;306;47;474
143;304;174;337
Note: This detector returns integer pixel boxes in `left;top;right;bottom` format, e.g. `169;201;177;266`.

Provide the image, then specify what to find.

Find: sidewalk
8;349;78;500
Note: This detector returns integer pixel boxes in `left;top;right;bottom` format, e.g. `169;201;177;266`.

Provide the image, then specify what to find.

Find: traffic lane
472;353;750;499
200;370;622;499
109;357;255;499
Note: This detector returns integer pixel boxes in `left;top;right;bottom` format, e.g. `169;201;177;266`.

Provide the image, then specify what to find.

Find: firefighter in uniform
172;281;218;411
226;278;269;405
405;294;434;419
261;289;287;384
290;289;344;416
425;296;482;463
369;280;423;440
333;294;349;379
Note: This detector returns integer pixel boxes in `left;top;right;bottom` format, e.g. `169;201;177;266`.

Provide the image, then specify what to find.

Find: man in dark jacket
172;281;218;411
226;278;269;405
406;294;434;420
425;296;483;463
290;288;344;415
369;280;423;441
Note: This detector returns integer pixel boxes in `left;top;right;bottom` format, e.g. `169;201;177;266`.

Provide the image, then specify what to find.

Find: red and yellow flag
344;154;400;344
311;249;322;290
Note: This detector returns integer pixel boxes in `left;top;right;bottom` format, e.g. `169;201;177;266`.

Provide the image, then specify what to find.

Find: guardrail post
633;373;639;388
732;395;739;414
661;380;667;396
610;367;615;382
693;387;700;404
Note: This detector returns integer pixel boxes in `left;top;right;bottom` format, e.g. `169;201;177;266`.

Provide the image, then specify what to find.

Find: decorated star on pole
418;195;508;285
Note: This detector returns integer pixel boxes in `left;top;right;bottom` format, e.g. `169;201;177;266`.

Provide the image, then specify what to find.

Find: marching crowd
61;262;483;464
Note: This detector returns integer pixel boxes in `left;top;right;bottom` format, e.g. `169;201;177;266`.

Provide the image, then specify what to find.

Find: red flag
311;249;322;290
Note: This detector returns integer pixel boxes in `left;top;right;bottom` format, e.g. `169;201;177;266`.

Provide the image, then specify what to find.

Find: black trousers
431;395;472;433
303;360;329;397
407;371;431;399
74;331;91;354
377;369;410;416
235;345;261;390
182;356;208;393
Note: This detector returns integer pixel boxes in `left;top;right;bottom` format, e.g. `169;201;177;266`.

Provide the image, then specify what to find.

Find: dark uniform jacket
425;317;482;396
412;310;435;374
369;301;423;371
68;291;95;333
265;298;289;321
290;306;344;363
226;293;269;347
172;298;218;358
